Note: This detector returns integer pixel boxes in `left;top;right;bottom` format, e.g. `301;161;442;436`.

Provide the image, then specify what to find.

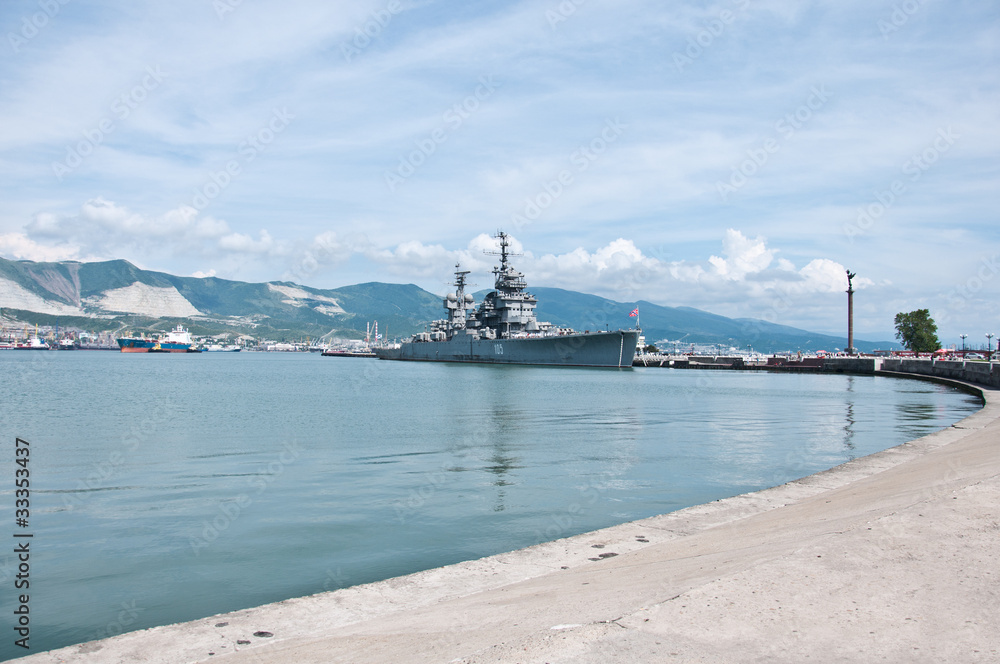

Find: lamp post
987;333;994;361
960;334;967;354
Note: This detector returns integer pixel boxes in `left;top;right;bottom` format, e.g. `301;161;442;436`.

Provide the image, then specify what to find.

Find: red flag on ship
629;308;638;317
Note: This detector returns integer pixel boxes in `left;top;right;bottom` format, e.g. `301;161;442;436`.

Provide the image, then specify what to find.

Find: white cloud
25;198;232;245
9;199;274;269
799;258;861;294
282;230;380;283
193;216;231;239
0;232;81;262
364;233;501;279
527;238;665;296
708;230;775;280
218;230;277;254
669;262;706;283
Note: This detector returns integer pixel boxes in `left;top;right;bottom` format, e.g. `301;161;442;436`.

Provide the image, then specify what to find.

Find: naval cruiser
374;232;639;367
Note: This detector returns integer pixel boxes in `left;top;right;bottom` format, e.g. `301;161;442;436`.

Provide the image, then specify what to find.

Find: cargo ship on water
374;232;639;367
117;325;199;353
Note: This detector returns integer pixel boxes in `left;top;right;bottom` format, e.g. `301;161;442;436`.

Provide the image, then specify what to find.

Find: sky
0;0;998;344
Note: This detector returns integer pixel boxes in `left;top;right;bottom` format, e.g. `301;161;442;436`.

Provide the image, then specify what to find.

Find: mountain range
0;256;895;352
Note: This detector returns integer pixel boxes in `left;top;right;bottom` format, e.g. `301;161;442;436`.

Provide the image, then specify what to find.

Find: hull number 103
494;343;504;355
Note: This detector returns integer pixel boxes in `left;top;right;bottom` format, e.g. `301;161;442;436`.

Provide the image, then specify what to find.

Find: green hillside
77;260;168;296
0;258;83;304
324;282;442;338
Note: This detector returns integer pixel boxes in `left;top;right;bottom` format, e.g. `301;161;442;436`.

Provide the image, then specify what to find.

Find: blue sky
1;0;997;343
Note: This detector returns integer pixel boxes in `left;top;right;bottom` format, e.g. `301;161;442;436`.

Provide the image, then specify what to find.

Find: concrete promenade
19;371;1000;663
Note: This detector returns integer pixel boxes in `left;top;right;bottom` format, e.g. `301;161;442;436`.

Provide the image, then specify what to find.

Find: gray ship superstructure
374;232;639;367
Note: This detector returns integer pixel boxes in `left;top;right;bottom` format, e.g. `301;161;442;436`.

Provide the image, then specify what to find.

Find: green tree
894;309;941;353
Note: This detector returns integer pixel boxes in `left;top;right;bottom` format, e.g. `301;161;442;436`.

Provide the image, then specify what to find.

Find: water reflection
484;407;518;512
842;375;857;457
897;402;940;420
480;383;523;511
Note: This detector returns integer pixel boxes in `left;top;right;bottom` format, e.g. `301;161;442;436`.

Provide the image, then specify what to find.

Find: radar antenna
485;231;522;270
451;262;473;296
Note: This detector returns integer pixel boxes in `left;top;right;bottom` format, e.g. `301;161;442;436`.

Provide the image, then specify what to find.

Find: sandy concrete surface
19;378;1000;664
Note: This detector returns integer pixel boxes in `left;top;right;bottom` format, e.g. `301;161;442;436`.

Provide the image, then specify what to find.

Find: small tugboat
374;232;639;367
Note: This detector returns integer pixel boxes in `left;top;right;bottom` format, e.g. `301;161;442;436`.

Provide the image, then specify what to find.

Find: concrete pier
16;366;1000;664
637;354;1000;390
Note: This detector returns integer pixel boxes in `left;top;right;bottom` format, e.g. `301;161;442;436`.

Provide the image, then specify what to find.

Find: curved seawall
17;367;1000;664
877;357;1000;389
820;355;1000;388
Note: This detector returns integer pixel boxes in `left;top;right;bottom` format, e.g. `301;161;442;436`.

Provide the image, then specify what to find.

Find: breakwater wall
877;358;1000;389
637;355;1000;389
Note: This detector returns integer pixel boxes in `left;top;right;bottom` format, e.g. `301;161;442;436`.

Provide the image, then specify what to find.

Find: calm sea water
0;351;982;658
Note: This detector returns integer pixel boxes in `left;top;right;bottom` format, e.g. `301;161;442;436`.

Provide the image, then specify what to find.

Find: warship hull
374;330;639;367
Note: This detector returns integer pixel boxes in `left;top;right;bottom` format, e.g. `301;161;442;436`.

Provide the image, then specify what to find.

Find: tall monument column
846;270;856;355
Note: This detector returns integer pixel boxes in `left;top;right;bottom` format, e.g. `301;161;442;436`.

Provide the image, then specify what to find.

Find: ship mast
486;231;526;294
452;262;471;298
441;262;475;339
485;231;514;268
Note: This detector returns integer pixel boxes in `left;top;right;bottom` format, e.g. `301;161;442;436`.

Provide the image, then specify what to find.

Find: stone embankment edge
15;369;995;664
